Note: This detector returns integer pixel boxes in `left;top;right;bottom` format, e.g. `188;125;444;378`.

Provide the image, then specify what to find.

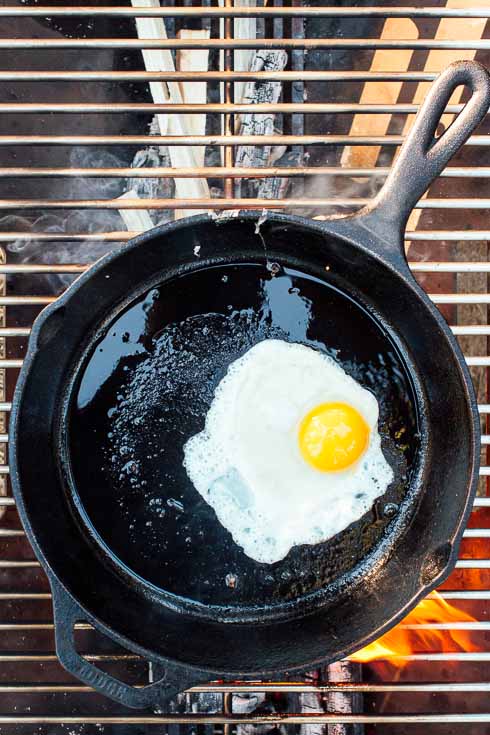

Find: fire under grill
0;0;490;732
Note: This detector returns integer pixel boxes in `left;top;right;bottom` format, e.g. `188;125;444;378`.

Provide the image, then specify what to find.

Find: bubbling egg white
183;339;393;564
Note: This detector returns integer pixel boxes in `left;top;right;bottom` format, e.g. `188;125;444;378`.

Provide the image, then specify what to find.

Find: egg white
183;339;394;564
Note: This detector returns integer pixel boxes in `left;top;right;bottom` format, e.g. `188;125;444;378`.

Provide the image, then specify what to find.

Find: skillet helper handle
366;60;490;232
51;582;203;710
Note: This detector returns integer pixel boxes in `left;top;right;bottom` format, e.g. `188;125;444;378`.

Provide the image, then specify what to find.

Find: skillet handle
51;581;206;710
359;60;490;239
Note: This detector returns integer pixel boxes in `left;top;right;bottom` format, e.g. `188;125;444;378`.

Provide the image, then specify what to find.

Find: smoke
0;157;388;299
302;159;385;220
3;209;124;295
2;144;176;294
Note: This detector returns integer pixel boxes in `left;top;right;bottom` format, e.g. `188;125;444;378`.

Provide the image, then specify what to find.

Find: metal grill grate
0;1;490;732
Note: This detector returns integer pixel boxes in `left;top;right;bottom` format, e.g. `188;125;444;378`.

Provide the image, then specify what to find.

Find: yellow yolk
298;402;369;472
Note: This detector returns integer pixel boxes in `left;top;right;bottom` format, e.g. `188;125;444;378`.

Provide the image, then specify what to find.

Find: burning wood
120;1;290;214
127;127;174;225
323;663;363;735
402;0;488;238
131;0;210;216
350;591;478;673
233;691;271;735
176;29;210;169
217;0;291;200
235;49;289;200
117;125;174;231
342;0;488;240
117;190;154;233
175;29;210;220
293;663;363;735
340;18;418;174
232;0;259;112
235;50;287;166
299;677;327;735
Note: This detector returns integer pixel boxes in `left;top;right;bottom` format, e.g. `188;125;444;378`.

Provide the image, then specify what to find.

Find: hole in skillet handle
50;579;208;710
337;61;490;269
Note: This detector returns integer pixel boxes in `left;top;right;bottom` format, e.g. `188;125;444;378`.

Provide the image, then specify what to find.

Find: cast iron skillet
9;61;490;709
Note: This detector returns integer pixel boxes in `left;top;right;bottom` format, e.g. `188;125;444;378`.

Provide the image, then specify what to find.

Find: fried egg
183;339;393;564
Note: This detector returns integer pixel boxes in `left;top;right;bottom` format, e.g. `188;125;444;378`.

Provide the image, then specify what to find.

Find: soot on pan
68;262;419;608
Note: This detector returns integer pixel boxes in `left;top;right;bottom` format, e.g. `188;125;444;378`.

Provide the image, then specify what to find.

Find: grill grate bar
463;358;490;366
0;166;488;178
0;714;490;724
1;682;490;694
428;295;490;304
0;71;464;82
2;6;490;18
0;593;51;599
0;297;55;305
0;102;481;114
1;38;490;50
2;261;490;274
407;231;490;240
435;592;490;599
0;134;486;146
0;197;487;209
0;328;30;336
0;230;488;241
462;528;490;536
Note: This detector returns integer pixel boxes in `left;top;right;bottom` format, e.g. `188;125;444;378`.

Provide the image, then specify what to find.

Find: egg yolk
298;402;369;472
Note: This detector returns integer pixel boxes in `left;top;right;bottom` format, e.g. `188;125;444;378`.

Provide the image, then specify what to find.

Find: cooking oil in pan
68;262;419;608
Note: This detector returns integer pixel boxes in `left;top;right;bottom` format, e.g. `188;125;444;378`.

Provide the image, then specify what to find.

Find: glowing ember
349;592;478;666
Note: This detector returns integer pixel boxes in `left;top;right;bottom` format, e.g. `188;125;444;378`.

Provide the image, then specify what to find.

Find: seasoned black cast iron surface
68;260;419;607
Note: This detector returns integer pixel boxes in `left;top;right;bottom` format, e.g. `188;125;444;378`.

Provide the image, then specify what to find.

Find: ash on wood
235;49;289;199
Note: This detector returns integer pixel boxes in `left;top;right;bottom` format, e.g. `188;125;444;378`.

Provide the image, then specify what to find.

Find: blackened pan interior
12;214;476;669
67;259;419;609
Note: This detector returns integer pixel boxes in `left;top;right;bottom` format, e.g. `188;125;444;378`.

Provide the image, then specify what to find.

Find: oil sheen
68;262;419;607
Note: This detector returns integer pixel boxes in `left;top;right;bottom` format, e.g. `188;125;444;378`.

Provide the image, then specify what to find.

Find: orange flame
349;591;477;667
